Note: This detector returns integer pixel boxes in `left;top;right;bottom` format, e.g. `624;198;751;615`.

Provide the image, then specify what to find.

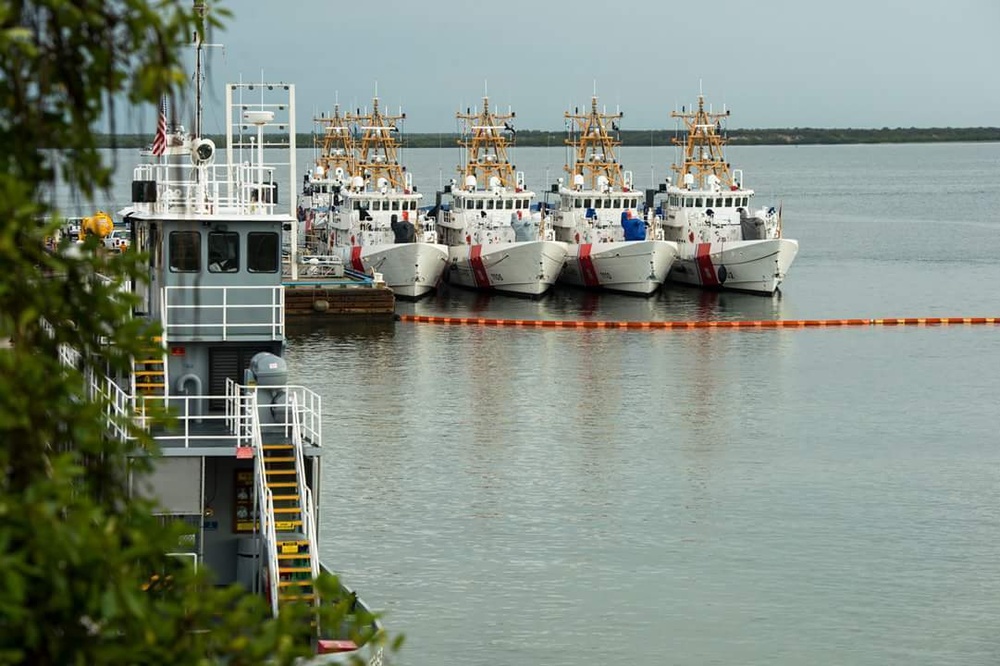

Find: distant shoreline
96;127;1000;149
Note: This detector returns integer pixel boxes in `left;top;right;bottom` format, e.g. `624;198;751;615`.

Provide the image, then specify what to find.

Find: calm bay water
100;143;1000;665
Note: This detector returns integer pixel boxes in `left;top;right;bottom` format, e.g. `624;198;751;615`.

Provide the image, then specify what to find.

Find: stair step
267;481;297;488
271;495;300;501
133;370;164;377
264;456;295;463
274;520;303;530
265;469;296;476
273;507;301;514
278;580;314;589
279;566;313;574
263;444;294;451
135;383;166;389
278;594;316;603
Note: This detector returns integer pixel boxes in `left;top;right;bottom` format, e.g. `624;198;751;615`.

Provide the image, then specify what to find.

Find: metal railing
130;162;281;217
163;285;284;341
247;390;281;617
290;393;320;586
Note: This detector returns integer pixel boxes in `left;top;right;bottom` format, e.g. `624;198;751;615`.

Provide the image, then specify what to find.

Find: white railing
290;393;320;587
166;551;200;572
248;390;281;618
131;162;281;217
163;285;284;341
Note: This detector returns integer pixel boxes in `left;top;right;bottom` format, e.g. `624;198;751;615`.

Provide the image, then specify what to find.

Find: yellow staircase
262;443;315;606
132;336;166;415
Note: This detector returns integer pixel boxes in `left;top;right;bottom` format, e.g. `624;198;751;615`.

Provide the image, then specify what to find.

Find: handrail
248;390;281;617
130;162;281;217
162;285;283;341
290;393;320;585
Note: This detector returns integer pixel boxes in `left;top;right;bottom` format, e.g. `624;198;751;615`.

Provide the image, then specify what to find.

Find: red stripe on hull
469;245;491;288
578;244;600;288
695;243;719;286
350;246;365;273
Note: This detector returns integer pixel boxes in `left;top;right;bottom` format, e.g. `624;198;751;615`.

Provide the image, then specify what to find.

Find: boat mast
349;96;408;190
456;97;517;189
314;103;355;178
194;1;206;138
564;95;625;191
670;94;734;189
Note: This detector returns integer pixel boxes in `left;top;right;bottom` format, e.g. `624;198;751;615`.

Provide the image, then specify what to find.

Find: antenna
191;1;223;138
194;1;206;137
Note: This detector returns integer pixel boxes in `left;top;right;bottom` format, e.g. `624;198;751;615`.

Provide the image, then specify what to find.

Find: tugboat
549;95;678;295
435;96;568;296
653;93;798;294
109;78;383;663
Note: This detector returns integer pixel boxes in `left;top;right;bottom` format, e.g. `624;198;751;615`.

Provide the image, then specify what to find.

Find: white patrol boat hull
558;240;679;295
669;238;799;294
339;242;449;300
446;240;568;296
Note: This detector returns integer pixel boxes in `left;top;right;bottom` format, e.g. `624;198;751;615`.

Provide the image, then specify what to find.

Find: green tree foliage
0;3;393;664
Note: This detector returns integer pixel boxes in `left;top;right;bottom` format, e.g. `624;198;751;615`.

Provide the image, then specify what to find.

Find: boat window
725;197;732;207
465;199;474;210
353;201;361;210
475;200;483;210
505;200;514;210
487;200;495;210
716;198;723;208
520;199;528;209
247;232;279;273
169;231;200;272
208;231;239;273
695;198;703;207
391;200;399;211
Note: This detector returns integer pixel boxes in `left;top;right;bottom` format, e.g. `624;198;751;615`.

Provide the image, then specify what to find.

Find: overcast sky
168;0;999;134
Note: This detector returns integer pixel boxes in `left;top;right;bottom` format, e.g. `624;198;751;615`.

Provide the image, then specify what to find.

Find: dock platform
283;258;395;319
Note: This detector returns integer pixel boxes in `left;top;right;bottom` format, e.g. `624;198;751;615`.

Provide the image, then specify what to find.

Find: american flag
151;95;167;156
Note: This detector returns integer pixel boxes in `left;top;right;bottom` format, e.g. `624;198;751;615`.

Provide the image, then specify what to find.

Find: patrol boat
549;95;678;295
106;80;382;663
435;96;568;296
301;93;448;299
653;93;798;294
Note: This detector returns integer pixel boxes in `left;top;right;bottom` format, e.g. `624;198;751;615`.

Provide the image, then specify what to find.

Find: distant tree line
100;126;1000;150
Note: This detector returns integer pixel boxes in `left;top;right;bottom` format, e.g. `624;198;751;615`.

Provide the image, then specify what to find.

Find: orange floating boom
396;315;999;329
